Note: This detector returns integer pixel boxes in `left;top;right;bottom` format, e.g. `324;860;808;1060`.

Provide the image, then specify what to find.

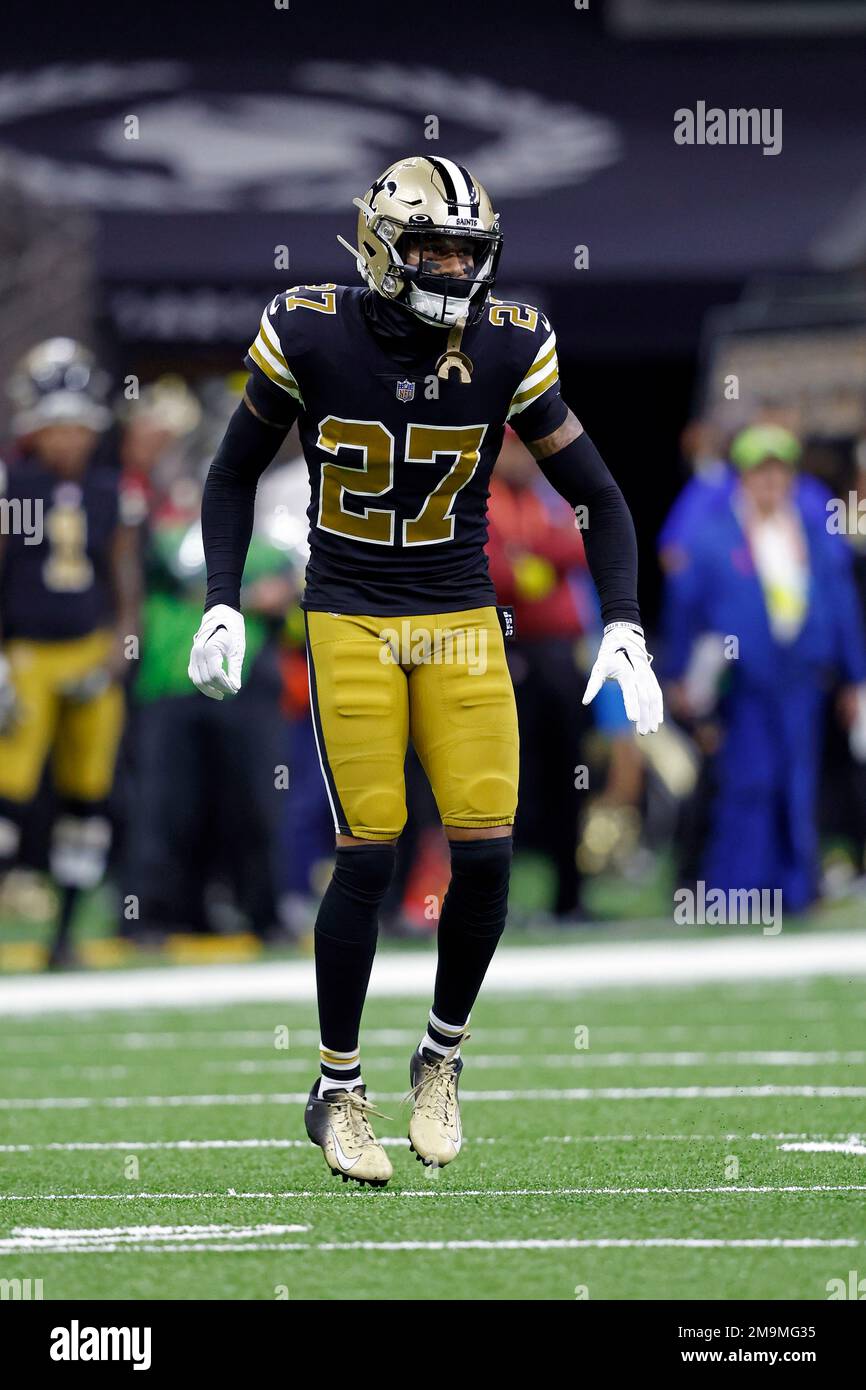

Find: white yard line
0;1223;308;1252
3;1084;866;1110
0;1137;410;1153
0;1131;852;1153
201;1050;866;1073
0;1234;859;1254
779;1139;866;1156
3;1049;862;1080
1;1020;854;1050
5;1131;861;1154
1;1185;864;1203
2;931;866;1015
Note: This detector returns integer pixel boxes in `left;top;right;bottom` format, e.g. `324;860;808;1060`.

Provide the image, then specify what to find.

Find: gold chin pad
435;326;474;383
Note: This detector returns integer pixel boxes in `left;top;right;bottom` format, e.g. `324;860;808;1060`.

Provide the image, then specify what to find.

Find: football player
0;339;139;967
189;156;662;1185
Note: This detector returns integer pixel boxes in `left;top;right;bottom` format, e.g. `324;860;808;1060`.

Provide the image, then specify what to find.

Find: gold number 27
317;418;487;546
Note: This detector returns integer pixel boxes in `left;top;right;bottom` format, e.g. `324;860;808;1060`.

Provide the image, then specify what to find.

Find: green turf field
1;967;865;1301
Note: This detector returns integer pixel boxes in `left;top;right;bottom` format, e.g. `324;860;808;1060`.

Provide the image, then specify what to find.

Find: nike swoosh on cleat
329;1126;361;1171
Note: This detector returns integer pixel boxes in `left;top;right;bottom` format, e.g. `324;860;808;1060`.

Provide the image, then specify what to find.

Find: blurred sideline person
487;425;638;920
188;156;662;1187
254;432;337;936
660;410;832;577
664;424;866;913
123;379;299;939
816;429;866;888
0;339;139;966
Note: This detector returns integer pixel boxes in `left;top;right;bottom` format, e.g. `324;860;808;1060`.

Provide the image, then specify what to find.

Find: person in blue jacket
664;424;866;913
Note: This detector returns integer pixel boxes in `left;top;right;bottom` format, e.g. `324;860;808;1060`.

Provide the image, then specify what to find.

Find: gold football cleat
406;1040;466;1168
304;1083;393;1187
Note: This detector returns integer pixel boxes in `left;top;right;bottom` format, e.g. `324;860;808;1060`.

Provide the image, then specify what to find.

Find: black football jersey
245;285;567;615
0;455;120;640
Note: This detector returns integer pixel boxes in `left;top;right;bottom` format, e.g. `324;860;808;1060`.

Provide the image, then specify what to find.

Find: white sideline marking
1;1185;864;1204
3;1085;866;1111
3;931;866;1014
3;1131;862;1156
779;1139;866;1156
0;1234;858;1254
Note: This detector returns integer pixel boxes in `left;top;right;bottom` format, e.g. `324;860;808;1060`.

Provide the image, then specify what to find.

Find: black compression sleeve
201;398;289;612
536;430;641;626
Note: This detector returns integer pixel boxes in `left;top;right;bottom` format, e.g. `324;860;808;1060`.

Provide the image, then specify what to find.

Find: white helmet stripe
429;156;476;213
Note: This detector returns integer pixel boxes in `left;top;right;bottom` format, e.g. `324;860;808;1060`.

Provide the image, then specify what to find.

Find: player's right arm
188;298;301;701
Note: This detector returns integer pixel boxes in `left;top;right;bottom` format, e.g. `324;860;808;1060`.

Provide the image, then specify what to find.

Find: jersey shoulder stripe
247;307;305;403
245;285;342;404
507;326;559;419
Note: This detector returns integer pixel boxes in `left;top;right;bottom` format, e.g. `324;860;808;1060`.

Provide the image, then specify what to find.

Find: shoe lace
403;1033;469;1124
332;1089;392;1148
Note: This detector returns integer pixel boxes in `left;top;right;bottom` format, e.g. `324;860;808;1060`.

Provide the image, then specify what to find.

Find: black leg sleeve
314;843;397;1053
433;836;513;1026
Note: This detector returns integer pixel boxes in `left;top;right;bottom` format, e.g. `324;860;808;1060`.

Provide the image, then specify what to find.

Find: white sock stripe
318;1074;363;1096
428;1010;468;1037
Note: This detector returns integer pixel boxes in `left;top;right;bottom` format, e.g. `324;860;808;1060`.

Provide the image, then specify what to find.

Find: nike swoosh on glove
188;604;246;701
582;622;664;736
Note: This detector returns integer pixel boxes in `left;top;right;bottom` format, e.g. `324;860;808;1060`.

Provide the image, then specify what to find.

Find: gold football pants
0;630;124;804
305;607;519;841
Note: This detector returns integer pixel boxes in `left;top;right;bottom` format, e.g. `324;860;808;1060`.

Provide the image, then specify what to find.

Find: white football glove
848;685;866;764
188;604;246;701
0;653;19;734
583;622;664;736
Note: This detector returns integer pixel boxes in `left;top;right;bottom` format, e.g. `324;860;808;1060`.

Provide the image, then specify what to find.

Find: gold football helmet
338;155;502;328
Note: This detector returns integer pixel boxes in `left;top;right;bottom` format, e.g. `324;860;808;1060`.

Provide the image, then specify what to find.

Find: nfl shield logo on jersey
396;378;416;403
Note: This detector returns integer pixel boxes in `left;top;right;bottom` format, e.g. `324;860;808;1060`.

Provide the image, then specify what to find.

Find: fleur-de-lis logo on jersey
396;379;415;403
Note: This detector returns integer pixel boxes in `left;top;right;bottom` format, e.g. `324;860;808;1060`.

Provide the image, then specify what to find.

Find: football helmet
8;337;111;437
338;155;502;328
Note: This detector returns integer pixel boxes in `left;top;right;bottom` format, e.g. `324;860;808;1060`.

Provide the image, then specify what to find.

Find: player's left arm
509;344;662;735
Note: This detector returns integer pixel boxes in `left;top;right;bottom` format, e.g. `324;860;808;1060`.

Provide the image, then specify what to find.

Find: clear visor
393;227;500;298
